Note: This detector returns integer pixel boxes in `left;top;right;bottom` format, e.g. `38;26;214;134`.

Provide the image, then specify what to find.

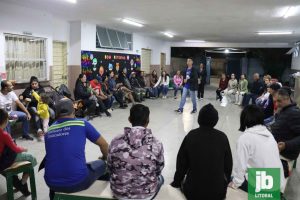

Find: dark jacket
182;66;198;91
271;103;300;160
137;76;146;88
21;86;45;108
263;94;274;119
74;81;90;100
198;69;207;85
0;146;17;172
130;77;142;88
250;80;264;96
119;73;132;90
171;126;232;200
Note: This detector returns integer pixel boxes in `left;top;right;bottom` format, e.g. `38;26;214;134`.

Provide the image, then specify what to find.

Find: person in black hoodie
175;58;199;114
271;87;300;176
171;103;233;200
242;73;264;106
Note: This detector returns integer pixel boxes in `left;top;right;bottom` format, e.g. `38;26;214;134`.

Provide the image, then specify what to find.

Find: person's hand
228;181;237;189
25;98;31;102
22;148;28;152
278;142;286;152
26;113;31;120
19;95;24;100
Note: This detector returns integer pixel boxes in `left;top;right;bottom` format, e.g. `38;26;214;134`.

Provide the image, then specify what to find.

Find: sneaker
22;135;34;141
175;109;183;114
105;111;111;117
20;182;31;197
174;96;177;99
190;109;197;114
37;136;44;142
13;175;22;191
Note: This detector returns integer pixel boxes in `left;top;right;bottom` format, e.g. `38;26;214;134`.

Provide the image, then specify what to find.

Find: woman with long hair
154;70;170;99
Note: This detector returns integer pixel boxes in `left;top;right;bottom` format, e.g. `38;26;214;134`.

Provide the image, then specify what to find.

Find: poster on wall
81;50;140;81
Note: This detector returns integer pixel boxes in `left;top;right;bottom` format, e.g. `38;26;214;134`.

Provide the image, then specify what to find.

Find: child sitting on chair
0;108;37;196
32;91;51;140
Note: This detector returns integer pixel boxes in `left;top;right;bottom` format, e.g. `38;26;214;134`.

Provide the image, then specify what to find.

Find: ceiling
2;0;300;44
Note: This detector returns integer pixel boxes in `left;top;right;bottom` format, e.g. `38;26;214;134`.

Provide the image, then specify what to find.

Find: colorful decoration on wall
81;51;140;81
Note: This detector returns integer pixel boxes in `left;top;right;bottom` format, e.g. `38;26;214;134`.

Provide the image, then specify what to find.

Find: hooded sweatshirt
232;125;286;192
171;104;233;200
108;127;164;199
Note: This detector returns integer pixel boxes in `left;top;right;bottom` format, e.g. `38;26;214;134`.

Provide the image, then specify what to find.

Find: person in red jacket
216;73;228;101
0;109;37;196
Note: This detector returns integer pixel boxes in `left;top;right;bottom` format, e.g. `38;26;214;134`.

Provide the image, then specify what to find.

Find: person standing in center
175;57;198;114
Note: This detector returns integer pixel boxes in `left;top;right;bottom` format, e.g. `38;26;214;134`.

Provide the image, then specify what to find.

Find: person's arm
31;91;41;102
280;112;300;152
224;136;233;184
95;136;109;160
2;132;26;153
171;136;189;188
156;143;165;176
231;137;249;188
154;76;161;88
15;100;31;120
173;75;177;86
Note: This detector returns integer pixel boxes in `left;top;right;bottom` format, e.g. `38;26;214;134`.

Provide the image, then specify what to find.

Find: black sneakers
190;109;197;114
175;109;183;114
12;176;31;196
22;135;34;141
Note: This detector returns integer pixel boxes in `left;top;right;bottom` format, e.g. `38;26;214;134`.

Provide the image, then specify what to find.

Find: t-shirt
0;128;25;154
184;68;192;89
0;91;18;114
44;118;101;187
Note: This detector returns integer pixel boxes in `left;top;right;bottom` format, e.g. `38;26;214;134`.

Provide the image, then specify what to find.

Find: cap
55;98;75;117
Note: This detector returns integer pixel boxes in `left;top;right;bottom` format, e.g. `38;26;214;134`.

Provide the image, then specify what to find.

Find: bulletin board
81;50;140;81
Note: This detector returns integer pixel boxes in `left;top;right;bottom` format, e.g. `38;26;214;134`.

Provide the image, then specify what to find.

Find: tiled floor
0;85;299;200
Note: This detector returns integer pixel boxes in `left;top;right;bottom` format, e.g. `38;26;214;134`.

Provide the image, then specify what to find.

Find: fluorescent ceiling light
283;6;297;18
164;32;174;38
122;18;143;27
65;0;76;3
257;31;293;35
224;49;229;54
185;40;206;43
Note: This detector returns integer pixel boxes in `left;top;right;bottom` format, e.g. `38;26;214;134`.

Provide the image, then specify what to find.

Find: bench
54;181;247;200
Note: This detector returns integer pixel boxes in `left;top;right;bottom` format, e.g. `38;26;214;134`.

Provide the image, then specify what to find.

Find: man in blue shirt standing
176;58;198;114
44;98;109;199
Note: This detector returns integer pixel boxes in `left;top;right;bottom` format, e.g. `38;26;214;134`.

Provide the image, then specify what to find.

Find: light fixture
163;32;174;38
65;0;77;3
185;40;206;43
224;49;229;54
257;31;293;35
283;6;297;18
122;18;143;27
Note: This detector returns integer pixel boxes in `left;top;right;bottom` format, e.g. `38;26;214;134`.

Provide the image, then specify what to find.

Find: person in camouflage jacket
108;104;164;199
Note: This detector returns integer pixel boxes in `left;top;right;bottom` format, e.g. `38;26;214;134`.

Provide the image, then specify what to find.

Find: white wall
0;1;70;79
80;22;171;65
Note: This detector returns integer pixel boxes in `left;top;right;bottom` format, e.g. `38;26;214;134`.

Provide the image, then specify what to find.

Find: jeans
50;160;107;193
6;111;29;136
158;85;169;96
174;85;183;97
179;87;197;111
151;87;158;97
216;89;224;100
235;91;246;105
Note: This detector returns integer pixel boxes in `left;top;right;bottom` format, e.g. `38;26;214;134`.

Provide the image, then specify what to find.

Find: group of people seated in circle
216;72;287;125
1;94;299;199
1;64;299;200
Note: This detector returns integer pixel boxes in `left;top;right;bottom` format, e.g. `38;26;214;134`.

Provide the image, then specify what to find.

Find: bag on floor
220;95;228;107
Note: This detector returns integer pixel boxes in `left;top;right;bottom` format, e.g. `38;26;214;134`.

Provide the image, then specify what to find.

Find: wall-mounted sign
81;51;140;81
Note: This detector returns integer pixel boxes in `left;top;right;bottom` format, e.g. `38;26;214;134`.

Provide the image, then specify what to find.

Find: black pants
113;91;125;106
242;93;258;107
216;89;223;100
197;83;205;98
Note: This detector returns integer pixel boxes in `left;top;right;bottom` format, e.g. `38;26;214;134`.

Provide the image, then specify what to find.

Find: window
5;34;47;83
96;26;132;50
